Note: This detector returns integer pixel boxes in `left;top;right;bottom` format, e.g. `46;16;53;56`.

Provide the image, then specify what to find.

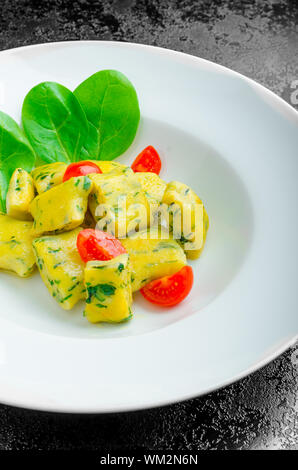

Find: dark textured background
0;0;297;451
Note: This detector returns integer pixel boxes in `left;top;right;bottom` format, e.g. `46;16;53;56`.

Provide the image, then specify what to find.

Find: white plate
0;41;297;413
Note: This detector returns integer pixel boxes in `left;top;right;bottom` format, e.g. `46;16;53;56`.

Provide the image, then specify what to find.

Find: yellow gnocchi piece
90;160;133;176
0;214;35;277
6;168;35;220
121;228;187;292
84;253;132;324
32;228;85;310
89;173;149;237
162;181;209;260
135;172;167;205
30;176;93;235
31;162;67;194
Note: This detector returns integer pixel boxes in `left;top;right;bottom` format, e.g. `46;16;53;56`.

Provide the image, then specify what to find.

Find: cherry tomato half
77;229;127;263
140;266;194;307
131;146;161;174
63;161;102;182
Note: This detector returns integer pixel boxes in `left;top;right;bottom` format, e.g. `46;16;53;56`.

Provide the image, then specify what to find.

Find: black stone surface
0;0;297;451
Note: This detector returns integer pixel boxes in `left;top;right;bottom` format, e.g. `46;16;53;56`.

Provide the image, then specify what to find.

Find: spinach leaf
74;70;140;161
22;82;89;164
0;111;35;212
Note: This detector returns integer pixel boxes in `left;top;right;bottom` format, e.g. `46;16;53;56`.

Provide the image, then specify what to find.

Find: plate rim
0;40;297;413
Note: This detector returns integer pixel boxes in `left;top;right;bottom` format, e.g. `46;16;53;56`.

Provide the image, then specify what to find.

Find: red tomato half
63;161;102;182
77;229;127;263
140;266;194;307
131;146;161;174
